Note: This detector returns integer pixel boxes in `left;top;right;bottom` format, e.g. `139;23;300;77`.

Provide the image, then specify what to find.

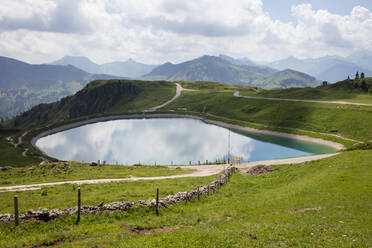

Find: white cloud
0;0;371;64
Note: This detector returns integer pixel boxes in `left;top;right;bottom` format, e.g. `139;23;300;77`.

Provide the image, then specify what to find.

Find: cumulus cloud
0;0;371;64
0;0;93;34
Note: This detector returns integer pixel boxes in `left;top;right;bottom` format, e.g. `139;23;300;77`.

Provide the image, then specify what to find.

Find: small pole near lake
14;195;19;226
156;188;159;216
76;187;81;224
228;129;231;164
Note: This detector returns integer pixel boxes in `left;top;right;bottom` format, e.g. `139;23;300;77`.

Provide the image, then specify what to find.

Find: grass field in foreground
0;163;194;186
0;173;213;214
0;150;371;247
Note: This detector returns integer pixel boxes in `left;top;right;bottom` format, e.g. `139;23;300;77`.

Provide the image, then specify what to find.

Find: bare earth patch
240;165;273;176
287;207;322;214
121;225;179;235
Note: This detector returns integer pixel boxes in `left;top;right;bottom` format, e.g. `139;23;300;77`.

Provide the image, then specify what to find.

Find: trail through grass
0;150;371;247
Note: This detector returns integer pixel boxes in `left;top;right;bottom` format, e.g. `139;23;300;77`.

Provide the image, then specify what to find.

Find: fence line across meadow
0;167;236;226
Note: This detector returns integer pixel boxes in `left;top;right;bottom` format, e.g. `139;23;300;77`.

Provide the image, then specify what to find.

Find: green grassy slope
0;162;194;187
0;56;125;118
250;78;372;103
166;87;372;142
9;79;176;129
0;79;371;247
0;129;40;167
0;150;370;247
3;78;371;168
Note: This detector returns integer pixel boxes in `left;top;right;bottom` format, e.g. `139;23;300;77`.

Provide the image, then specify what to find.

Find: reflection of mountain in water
36;118;332;165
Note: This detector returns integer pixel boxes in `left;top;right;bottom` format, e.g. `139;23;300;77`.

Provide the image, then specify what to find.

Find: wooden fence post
156;188;159;216
76;187;81;224
197;186;200;201
207;184;210;194
14;196;19;226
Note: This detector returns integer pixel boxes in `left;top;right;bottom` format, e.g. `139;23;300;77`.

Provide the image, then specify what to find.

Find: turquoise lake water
36;118;336;165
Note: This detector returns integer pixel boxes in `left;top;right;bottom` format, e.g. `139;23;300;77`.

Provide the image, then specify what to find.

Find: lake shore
31;113;345;154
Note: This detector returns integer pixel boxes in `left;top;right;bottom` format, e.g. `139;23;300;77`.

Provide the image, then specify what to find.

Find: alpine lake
36;118;336;165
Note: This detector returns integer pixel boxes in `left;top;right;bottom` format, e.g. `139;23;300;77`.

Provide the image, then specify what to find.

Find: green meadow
0;79;371;247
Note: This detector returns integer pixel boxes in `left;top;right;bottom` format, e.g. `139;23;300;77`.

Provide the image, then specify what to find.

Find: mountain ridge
0;56;122;118
143;55;319;89
268;55;372;83
51;56;157;78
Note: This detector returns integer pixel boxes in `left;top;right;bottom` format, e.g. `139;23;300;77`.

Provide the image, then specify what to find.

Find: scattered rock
242;165;273;176
0;167;12;172
90;162;98;167
249;234;258;240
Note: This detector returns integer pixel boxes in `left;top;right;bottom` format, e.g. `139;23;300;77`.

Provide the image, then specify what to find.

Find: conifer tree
355;71;359;79
361;72;365;79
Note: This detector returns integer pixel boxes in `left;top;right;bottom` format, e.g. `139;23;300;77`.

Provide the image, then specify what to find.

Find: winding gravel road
0;153;340;192
145;83;195;112
234;91;372;106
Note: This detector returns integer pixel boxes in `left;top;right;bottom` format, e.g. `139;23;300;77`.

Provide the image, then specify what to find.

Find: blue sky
0;0;371;64
263;0;372;21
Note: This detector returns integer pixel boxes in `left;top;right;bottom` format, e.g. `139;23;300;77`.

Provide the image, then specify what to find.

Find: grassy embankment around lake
0;150;371;247
0;79;371;247
0;163;195;187
4;78;371;169
0;80;177;167
170;80;372;143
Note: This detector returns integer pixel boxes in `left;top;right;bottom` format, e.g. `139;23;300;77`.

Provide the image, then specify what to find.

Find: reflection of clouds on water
36;118;312;164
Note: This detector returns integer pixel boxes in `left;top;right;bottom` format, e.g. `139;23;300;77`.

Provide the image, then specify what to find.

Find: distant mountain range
1;51;371;118
267;53;372;83
0;56;122;118
51;56;157;78
142;55;319;89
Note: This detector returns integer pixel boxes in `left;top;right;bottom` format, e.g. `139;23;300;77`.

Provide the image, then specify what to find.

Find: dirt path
0;153;341;192
235;153;340;169
145;83;195;112
22;148;28;157
234;91;372;106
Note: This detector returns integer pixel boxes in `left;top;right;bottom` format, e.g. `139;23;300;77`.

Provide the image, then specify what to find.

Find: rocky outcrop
0;167;235;224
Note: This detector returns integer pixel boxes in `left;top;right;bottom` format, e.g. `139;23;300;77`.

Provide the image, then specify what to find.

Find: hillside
143;55;319;89
9;79;176;128
52;56;157;78
1;79;371;247
1;79;372;247
0;56;122;118
253;69;319;89
268;55;372;83
255;77;372;101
